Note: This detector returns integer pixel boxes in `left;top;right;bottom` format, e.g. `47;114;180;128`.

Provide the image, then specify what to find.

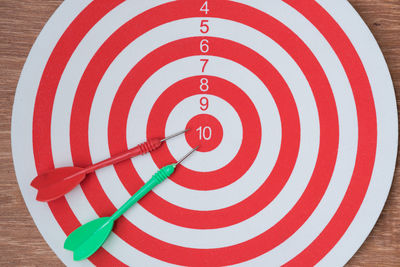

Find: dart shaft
110;164;176;221
161;129;189;142
85;138;162;173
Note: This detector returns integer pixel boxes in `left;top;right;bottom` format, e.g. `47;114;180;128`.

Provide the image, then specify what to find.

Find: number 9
200;97;209;111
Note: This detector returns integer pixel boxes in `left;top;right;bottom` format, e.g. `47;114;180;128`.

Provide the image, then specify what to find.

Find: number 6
200;39;209;53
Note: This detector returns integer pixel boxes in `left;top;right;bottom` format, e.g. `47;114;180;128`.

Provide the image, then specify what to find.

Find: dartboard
11;0;398;266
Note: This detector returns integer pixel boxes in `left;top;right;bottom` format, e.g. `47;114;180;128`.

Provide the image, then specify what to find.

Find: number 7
200;59;209;72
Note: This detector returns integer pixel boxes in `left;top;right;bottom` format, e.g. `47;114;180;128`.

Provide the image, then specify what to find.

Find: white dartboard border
11;0;397;266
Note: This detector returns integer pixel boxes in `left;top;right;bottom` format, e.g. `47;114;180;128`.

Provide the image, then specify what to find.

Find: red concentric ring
145;75;260;189
35;0;332;264
30;0;377;265
284;1;377;265
106;36;298;229
147;75;262;190
32;0;126;265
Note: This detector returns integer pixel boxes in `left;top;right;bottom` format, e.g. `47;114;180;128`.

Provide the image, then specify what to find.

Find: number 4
200;1;209;14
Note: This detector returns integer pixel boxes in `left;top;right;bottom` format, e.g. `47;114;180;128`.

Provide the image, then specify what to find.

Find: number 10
197;126;212;140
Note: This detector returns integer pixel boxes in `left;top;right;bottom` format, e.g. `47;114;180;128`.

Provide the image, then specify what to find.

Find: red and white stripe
12;0;397;266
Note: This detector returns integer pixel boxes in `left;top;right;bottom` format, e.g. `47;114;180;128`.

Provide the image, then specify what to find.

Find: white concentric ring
125;56;281;211
81;14;321;250
53;5;324;251
314;0;397;266
11;1;94;266
84;16;320;212
164;95;243;172
49;2;350;262
11;0;396;266
231;0;358;265
47;1;342;260
50;0;172;168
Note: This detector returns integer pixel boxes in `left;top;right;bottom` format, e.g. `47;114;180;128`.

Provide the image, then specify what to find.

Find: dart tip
161;129;190;142
175;146;199;166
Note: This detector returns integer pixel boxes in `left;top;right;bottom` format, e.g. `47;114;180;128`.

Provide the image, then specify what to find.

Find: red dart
31;129;188;202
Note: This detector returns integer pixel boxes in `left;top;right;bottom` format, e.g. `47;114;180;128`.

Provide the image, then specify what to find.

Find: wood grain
0;0;398;266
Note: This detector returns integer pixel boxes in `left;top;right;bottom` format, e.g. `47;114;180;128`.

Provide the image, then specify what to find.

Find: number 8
200;78;209;92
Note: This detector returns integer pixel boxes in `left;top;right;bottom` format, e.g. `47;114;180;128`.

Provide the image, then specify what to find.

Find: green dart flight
64;147;198;261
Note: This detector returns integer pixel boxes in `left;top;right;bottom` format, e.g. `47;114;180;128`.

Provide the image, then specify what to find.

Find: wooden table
0;0;399;266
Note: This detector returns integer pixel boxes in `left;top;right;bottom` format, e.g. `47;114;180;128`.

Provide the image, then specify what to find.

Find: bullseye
185;114;223;152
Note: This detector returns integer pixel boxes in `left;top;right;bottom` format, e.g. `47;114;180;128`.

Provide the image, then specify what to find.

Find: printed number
200;59;209;72
200;39;209;53
200;78;209;91
200;1;209;15
200;20;209;34
197;126;212;140
200;97;209;111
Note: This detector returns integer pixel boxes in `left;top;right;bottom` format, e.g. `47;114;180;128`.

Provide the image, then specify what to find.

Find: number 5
200;20;209;34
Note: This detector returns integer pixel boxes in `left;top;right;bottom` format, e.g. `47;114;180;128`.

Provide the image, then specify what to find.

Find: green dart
64;146;198;261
